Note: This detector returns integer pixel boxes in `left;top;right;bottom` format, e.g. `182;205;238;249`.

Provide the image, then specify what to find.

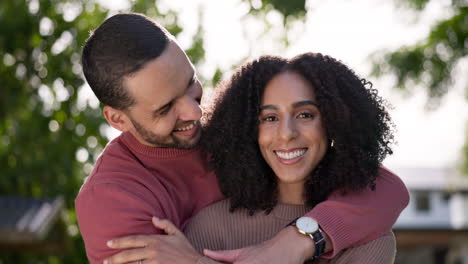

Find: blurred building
393;167;468;264
0;196;68;253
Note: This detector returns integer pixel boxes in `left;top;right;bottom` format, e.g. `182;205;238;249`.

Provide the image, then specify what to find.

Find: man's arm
75;182;165;264
102;167;408;264
307;167;408;258
103;217;204;264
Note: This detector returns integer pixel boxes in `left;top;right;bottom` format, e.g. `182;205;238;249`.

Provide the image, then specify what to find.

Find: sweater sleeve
75;182;165;264
306;167;409;258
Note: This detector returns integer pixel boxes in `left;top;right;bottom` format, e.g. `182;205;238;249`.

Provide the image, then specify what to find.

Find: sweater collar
271;203;311;220
120;131;200;159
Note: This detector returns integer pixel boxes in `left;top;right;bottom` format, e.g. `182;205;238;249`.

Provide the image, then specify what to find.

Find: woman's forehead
261;71;316;104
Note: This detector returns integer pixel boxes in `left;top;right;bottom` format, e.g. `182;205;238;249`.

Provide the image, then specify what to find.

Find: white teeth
176;122;195;132
275;149;306;160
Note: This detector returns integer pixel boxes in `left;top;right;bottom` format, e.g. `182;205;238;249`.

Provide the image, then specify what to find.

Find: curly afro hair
201;53;395;214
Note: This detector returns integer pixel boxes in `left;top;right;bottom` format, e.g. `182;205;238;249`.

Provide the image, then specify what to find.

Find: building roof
0;196;64;244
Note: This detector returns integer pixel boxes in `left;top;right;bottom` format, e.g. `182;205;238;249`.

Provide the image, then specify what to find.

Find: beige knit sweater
184;199;396;264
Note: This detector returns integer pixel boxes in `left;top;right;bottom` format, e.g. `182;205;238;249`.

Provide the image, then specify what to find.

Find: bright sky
101;0;468;170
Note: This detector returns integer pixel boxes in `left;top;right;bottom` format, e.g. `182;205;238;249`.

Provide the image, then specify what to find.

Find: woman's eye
260;116;277;122
297;112;314;119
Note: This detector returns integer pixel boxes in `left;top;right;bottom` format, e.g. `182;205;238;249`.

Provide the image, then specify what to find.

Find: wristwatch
290;216;326;260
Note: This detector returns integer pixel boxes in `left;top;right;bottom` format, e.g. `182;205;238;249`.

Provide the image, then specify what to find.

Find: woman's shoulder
191;199;232;222
184;199;241;252
184;199;234;235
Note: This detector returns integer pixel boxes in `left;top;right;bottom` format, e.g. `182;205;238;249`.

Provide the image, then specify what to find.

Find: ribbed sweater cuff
306;205;348;259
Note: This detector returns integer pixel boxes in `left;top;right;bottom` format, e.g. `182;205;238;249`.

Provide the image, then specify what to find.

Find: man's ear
103;105;131;132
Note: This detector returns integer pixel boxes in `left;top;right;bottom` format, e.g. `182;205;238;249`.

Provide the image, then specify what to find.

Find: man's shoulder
377;166;408;192
79;136;146;188
74;174;153;215
97;135;137;167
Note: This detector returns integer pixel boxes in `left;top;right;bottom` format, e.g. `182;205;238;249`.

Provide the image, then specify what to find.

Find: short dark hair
82;13;170;109
202;53;395;214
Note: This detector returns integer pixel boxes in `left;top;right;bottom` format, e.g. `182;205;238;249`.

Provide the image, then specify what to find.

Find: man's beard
130;118;201;149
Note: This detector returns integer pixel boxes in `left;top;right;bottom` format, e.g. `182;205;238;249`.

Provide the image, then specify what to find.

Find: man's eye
156;103;173;117
159;108;170;116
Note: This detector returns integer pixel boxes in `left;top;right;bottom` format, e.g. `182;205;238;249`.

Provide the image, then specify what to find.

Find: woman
104;53;398;264
185;53;396;263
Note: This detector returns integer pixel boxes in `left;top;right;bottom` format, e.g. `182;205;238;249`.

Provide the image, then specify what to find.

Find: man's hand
104;217;202;264
204;226;319;264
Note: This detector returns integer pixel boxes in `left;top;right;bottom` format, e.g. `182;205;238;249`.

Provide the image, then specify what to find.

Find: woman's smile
274;148;308;164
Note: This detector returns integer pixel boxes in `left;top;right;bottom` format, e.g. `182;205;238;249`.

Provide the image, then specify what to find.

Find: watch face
296;217;319;233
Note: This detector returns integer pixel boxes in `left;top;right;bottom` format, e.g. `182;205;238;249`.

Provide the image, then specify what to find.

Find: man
75;13;409;264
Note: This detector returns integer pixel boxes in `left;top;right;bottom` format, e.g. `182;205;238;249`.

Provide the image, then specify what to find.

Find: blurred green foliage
247;0;306;20
0;0;304;263
0;0;201;263
0;0;107;262
371;0;468;173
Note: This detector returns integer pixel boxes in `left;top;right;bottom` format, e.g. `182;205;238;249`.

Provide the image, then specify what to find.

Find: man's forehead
154;41;195;80
124;42;195;108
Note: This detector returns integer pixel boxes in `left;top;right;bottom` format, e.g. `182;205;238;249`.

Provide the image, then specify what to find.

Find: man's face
123;40;203;149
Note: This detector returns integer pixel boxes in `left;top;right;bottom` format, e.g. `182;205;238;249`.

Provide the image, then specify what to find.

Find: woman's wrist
284;225;316;260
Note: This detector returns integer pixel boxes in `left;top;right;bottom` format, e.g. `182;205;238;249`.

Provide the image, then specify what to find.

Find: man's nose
177;96;202;121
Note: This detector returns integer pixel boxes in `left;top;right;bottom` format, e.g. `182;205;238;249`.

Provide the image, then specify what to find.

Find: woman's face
258;71;327;197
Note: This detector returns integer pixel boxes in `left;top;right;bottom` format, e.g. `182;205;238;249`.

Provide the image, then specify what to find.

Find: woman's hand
104;217;202;264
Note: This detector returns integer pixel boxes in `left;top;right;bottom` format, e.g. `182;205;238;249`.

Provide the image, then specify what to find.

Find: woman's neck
278;182;305;205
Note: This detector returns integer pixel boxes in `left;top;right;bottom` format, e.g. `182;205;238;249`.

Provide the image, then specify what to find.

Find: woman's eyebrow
259;104;278;111
260;101;318;111
292;100;318;108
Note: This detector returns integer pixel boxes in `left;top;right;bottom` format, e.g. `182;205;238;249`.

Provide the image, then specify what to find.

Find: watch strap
310;227;326;260
287;218;326;260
